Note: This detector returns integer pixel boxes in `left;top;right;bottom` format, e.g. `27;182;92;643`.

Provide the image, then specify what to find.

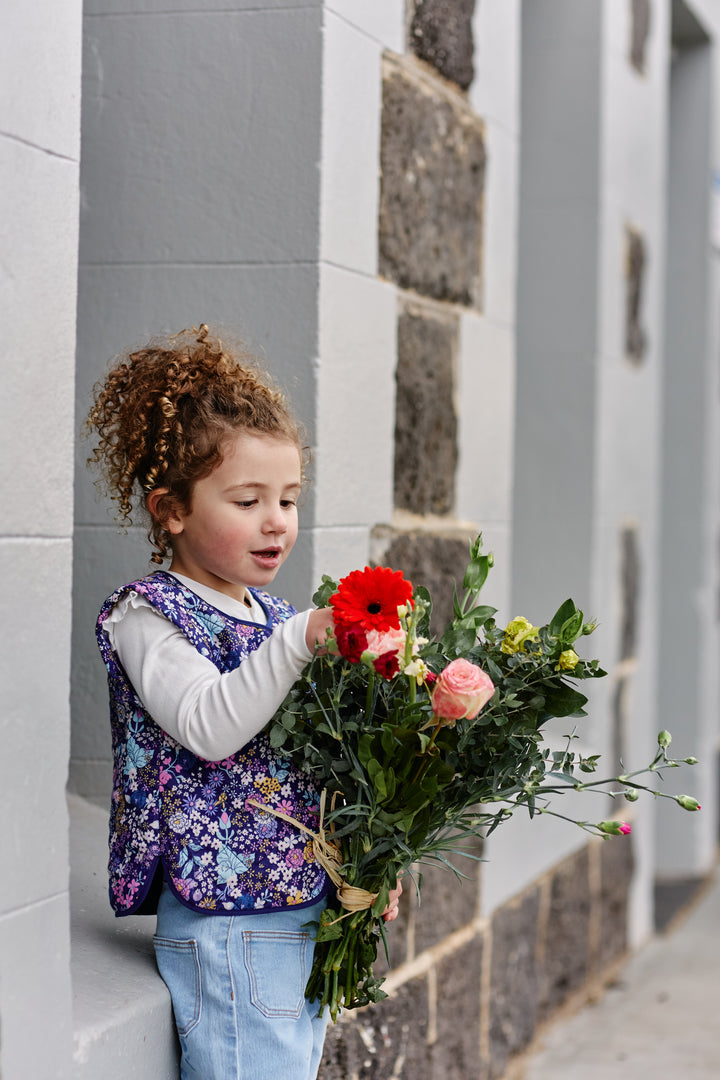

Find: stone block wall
317;6;638;1077
318;837;634;1080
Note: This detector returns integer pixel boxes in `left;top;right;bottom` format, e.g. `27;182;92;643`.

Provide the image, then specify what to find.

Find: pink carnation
365;627;407;658
431;658;494;722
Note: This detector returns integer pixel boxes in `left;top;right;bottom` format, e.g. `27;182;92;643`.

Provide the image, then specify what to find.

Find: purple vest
96;572;327;917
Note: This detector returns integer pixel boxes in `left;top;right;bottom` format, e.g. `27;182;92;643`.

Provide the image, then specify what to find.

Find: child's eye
235;500;257;509
281;499;297;509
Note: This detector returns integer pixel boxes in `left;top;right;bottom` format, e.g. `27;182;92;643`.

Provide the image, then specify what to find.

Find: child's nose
263;505;288;533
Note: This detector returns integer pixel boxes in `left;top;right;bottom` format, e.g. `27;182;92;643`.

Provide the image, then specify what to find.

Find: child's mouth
252;548;282;565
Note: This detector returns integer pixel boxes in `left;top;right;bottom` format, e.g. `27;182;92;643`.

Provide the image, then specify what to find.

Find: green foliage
267;534;695;1021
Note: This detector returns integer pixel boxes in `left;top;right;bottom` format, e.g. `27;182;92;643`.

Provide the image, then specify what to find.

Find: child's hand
305;607;335;653
382;877;403;923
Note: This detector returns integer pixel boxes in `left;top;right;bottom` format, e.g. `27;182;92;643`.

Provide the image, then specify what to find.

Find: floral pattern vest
96;572;328;917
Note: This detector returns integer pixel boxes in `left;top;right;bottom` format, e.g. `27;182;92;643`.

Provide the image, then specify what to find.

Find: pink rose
431;658;494;722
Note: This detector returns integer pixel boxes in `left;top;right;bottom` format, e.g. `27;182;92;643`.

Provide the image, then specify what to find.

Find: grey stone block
413;840;482;952
380;531;471;636
319;976;430;1078
630;0;651;73
432;935;485;1080
394;305;458;515
597;834;634;971
488;888;541;1079
619;525;641;660
379;59;485;305
409;0;476;90
625;227;647;363
538;848;591;1021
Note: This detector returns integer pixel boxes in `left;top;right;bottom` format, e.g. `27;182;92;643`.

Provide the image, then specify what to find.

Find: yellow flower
501;616;540;655
557;649;579;671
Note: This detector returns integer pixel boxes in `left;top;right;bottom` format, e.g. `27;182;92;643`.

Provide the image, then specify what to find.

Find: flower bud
598;820;632;835
556;649;579;672
684;756;698;765
657;730;672;748
623;788;639;802
676;794;701;811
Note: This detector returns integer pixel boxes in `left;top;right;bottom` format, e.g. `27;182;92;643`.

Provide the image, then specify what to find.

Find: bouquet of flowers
262;536;699;1020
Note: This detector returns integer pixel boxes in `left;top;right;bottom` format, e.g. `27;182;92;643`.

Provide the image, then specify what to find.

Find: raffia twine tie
247;789;378;916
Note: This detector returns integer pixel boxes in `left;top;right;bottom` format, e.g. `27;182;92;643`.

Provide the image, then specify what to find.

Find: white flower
404;658;429;684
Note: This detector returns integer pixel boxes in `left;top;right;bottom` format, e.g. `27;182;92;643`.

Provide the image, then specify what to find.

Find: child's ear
146;488;185;535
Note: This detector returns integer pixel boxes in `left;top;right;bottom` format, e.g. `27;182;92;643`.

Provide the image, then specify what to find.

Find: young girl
88;325;398;1080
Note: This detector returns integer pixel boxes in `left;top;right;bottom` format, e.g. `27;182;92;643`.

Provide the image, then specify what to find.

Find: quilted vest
96;572;327;917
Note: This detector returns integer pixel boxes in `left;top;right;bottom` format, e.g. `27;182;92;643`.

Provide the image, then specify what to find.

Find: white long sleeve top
104;571;313;762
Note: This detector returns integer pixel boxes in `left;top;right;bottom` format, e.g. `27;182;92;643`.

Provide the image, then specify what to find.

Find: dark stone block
630;0;651;73
488;888;541;1079
538;848;591;1021
380;531;471;636
654;875;705;933
432;935;486;1080
413;839;482;952
597;833;634;971
611;674;628;774
379;60;485;305
394;305;458;515
319;976;430;1079
409;0;477;91
620;526;640;660
625;227;647;363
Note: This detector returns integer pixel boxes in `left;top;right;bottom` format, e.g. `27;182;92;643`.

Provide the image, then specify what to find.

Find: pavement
513;863;720;1080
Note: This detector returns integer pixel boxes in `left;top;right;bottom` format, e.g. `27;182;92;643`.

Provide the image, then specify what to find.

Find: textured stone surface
409;0;476;90
380;532;471;635
394;305;458;514
630;0;651;73
625;227;647;362
379;59;485;305
597;835;634;971
319;976;430;1079
489;888;541;1079
433;935;486;1079
611;674;629;773
538;848;592;1020
412;838;482;952
620;526;641;659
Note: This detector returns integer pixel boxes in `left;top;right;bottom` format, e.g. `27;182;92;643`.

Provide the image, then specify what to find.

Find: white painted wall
0;1;82;1075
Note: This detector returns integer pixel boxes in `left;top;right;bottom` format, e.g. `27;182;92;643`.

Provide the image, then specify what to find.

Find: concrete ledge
69;794;179;1079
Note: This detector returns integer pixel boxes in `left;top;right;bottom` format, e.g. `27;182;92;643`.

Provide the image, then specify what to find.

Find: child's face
165;431;302;602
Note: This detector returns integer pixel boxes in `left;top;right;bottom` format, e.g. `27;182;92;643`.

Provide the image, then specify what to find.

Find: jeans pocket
153;936;202;1037
242;931;310;1019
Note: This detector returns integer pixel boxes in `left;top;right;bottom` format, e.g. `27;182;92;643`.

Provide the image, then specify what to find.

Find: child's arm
109;603;333;761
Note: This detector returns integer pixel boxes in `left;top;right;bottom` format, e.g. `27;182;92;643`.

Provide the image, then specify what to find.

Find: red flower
335;622;368;663
330;566;414;633
372;651;401;680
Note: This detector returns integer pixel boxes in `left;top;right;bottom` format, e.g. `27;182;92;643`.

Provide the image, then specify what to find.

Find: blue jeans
154;884;329;1079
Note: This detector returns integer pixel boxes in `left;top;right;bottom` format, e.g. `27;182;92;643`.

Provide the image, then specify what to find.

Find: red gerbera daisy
330;566;414;633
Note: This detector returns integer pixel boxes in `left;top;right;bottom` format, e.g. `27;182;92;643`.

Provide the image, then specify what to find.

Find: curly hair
87;324;306;564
